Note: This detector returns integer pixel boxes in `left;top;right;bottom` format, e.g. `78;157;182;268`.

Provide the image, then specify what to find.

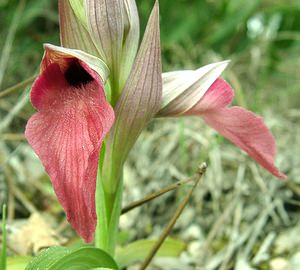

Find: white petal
159;60;230;116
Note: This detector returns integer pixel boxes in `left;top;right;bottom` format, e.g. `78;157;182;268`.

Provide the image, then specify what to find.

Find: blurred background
0;0;299;269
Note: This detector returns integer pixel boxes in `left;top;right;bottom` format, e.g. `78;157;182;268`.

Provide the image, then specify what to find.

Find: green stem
95;69;123;255
107;178;123;255
95;168;123;256
95;172;107;250
1;204;7;270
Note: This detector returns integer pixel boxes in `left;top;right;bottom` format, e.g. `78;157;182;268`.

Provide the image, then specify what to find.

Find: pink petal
185;78;234;115
25;61;114;242
185;78;286;179
202;107;286;179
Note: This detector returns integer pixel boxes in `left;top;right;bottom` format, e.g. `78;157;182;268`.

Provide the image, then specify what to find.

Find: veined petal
59;0;99;56
184;79;286;179
102;1;162;193
119;0;140;89
69;0;88;29
158;61;230;116
25;55;114;242
184;78;234;114
86;0;124;72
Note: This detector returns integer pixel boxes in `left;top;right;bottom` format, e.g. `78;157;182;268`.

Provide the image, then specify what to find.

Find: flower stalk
95;168;123;255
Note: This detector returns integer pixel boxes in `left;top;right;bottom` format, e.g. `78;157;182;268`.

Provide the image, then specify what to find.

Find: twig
286;181;300;197
3;166;16;222
0;75;36;99
0;133;26;141
0;89;30;133
56;219;70;234
13;185;37;214
121;177;194;215
0;204;7;270
139;163;207;270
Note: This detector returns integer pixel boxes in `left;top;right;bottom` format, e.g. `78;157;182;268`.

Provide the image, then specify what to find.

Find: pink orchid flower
25;45;114;242
159;66;287;179
24;0;286;245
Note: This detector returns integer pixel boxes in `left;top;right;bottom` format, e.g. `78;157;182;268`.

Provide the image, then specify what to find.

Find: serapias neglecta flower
159;63;286;179
25;44;114;242
24;0;286;245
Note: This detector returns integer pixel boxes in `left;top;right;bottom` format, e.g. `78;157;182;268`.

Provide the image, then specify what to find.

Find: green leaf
7;257;32;270
116;238;186;268
25;246;119;270
25;246;69;270
1;204;7;270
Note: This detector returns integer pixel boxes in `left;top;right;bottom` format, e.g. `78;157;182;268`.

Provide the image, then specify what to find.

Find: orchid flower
25;0;286;250
25;45;114;242
25;0;159;246
159;67;286;179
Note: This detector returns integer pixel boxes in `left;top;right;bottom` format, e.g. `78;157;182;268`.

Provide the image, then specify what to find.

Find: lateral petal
158;61;230;117
201;107;286;179
25;62;114;242
185;78;234;114
184;79;286;179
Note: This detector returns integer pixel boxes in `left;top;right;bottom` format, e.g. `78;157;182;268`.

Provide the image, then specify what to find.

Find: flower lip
26;55;115;242
42;43;110;84
64;58;94;87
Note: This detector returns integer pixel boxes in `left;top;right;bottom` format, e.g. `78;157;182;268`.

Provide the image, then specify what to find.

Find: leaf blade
25;246;118;270
116;238;185;268
51;247;118;270
7;257;32;270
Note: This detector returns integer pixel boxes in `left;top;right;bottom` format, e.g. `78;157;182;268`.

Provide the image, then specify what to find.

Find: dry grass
123;108;300;269
0;89;299;269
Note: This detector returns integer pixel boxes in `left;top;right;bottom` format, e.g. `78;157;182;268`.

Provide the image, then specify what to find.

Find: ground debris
7;212;65;255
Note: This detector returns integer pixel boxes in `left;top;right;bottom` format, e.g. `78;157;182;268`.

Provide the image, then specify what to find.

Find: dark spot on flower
64;59;93;87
